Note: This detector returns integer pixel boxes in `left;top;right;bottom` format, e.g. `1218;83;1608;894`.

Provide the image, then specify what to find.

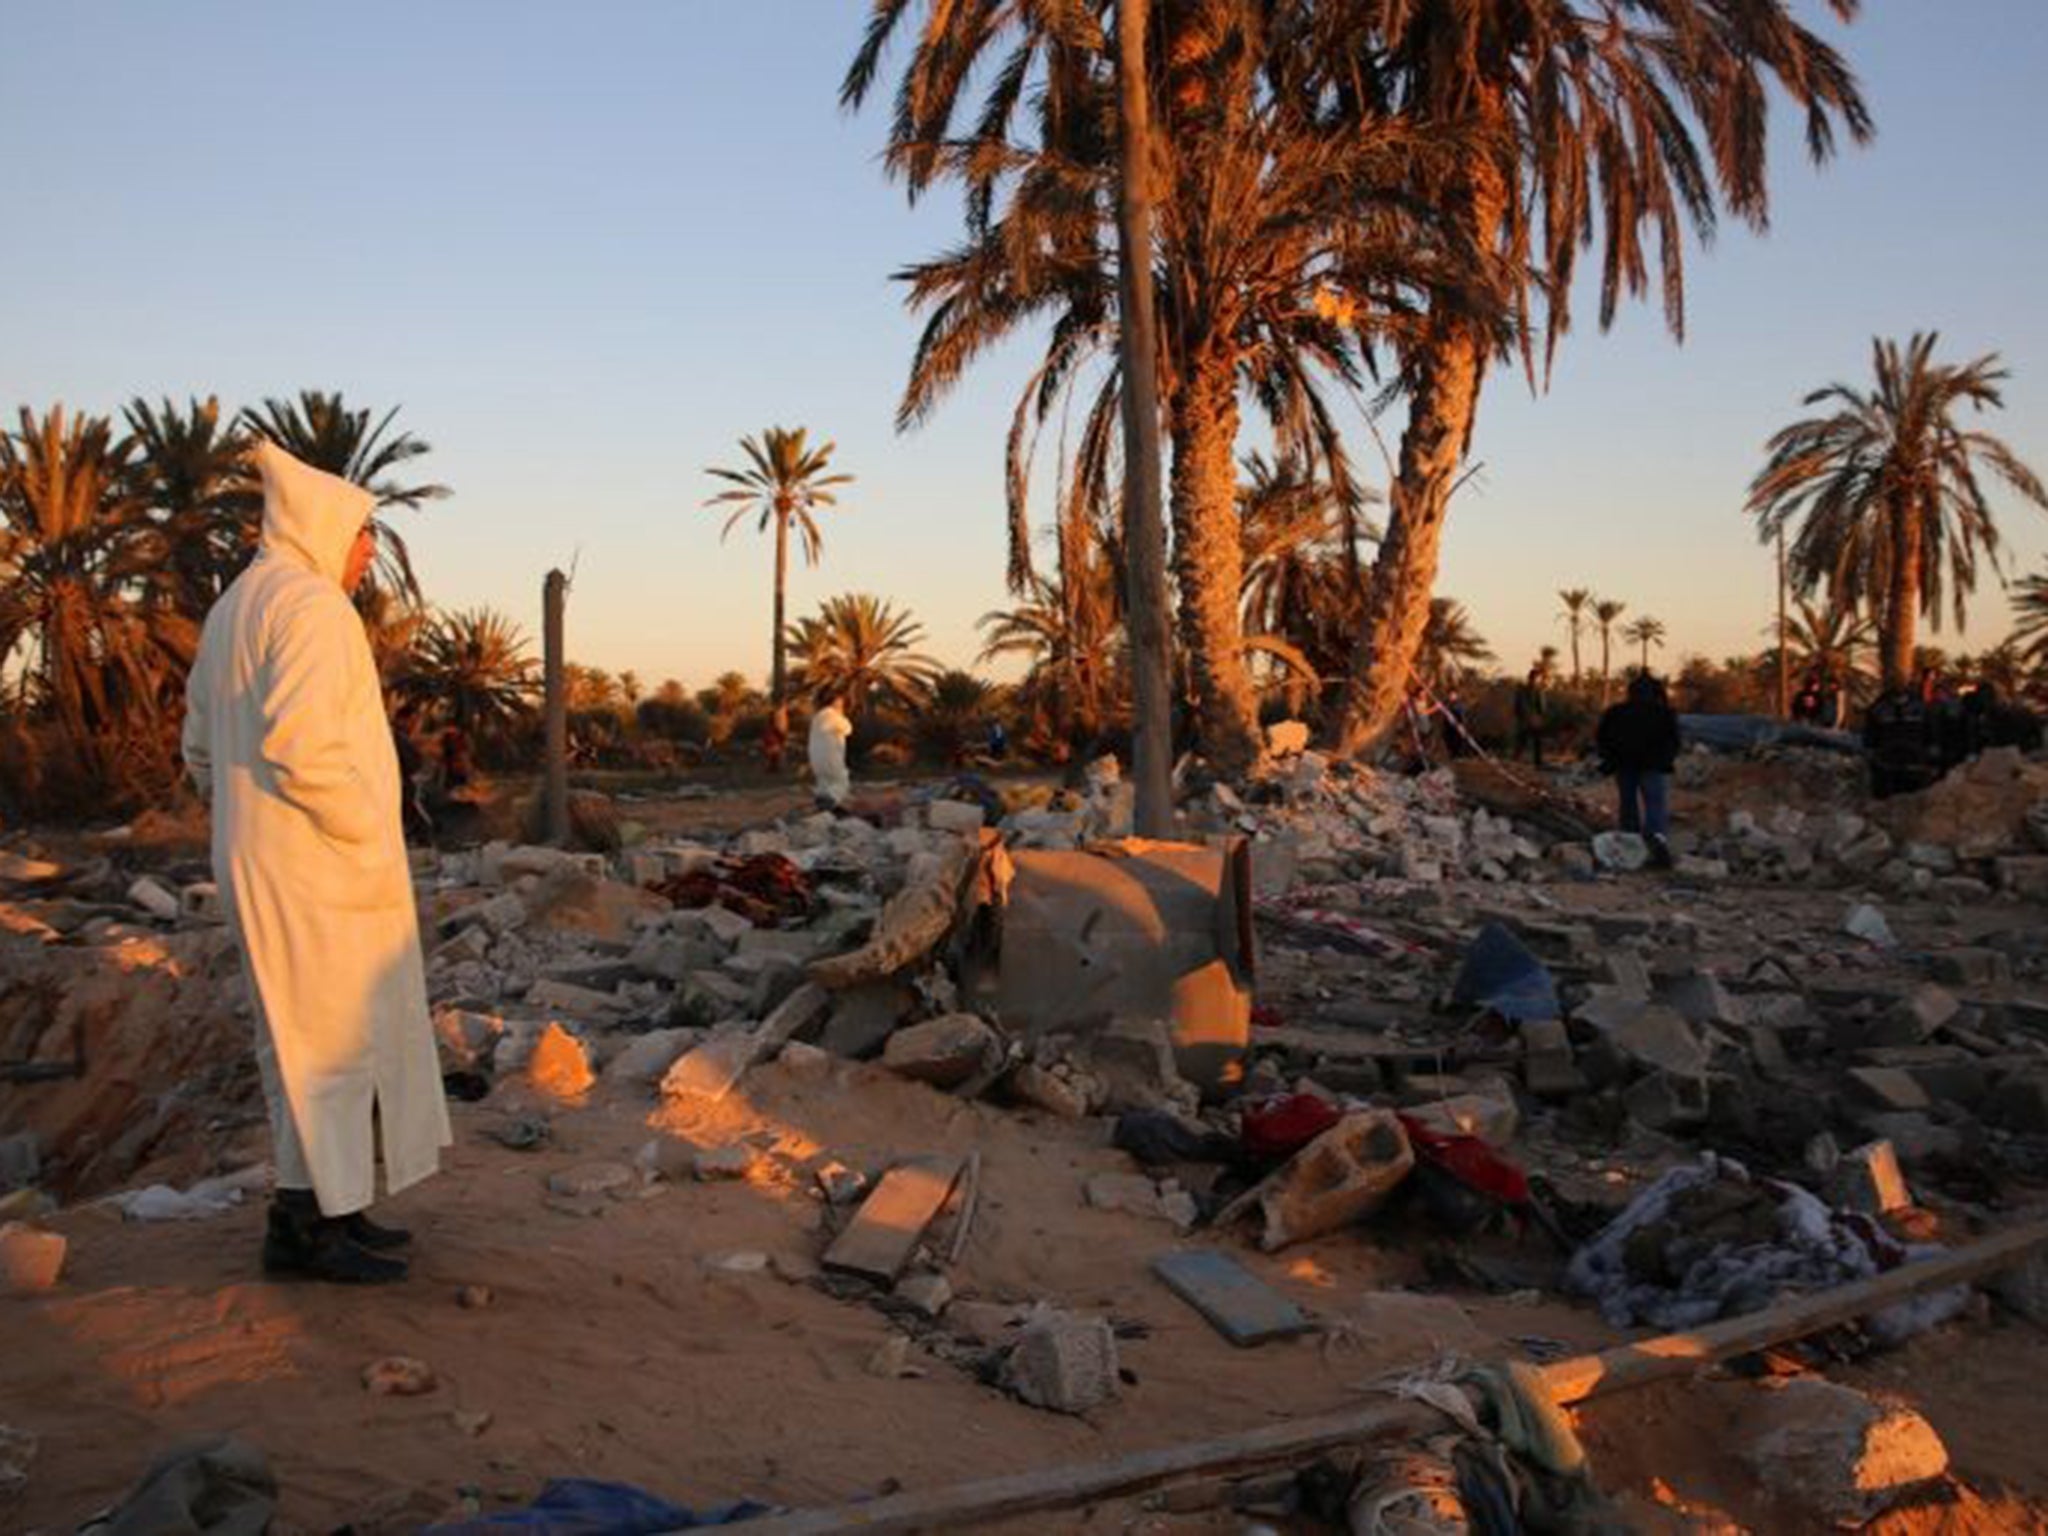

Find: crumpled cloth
1563;1153;1961;1335
103;1166;270;1222
423;1478;771;1533
78;1437;275;1536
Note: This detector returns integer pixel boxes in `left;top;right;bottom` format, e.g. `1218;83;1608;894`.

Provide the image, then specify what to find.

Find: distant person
181;441;449;1285
1863;684;1933;799
1441;687;1473;758
1597;673;1681;868
761;703;789;775
808;689;853;807
1791;673;1825;725
1512;663;1552;769
438;722;475;798
986;718;1008;761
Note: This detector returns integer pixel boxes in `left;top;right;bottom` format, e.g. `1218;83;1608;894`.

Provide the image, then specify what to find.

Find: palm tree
0;406;190;778
1593;598;1628;697
848;3;1491;775
981;562;1125;754
122;395;256;619
395;607;540;750
1330;0;1871;752
1749;334;2048;691
2015;568;2048;665
697;670;760;719
1624;616;1667;673
1774;598;1878;707
704;427;853;707
786;593;940;718
240;391;447;604
1558;588;1593;684
1415;598;1495;692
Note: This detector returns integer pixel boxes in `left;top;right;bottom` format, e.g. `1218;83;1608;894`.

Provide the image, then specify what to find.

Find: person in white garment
183;441;451;1284
807;690;853;808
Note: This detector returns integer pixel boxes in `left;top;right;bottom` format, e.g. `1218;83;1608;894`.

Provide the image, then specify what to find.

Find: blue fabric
1451;922;1560;1023
1678;714;1859;755
422;1479;773;1535
1616;770;1670;837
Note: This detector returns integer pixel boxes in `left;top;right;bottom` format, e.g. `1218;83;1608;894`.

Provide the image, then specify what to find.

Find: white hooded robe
182;442;451;1216
808;703;853;805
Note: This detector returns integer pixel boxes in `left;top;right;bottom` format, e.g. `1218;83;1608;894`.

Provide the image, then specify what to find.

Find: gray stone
472;890;529;934
1623;1070;1710;1132
1904;842;1959;874
820;981;916;1059
893;1270;954;1318
1076;1016;1198;1116
126;875;181;922
1983;1070;2048;1134
546;1161;637;1199
1578;998;1707;1078
693;1144;759;1181
0;1133;38;1193
1592;832;1650;872
1858;1111;1964;1167
1519;1018;1582;1098
626;930;726;983
1846;1066;1932;1113
1927;948;2012;988
1836;1140;1911;1214
777;1040;834;1078
604;1027;702;1086
1994;856;2048;900
813;1159;869;1205
1872;984;1962;1045
1009;1062;1095;1119
1836;830;1895;876
1001;1310;1119;1415
925;799;987;834
1602;952;1654;999
1738;1378;1947;1527
882;1014;1002;1088
1661;971;1746;1029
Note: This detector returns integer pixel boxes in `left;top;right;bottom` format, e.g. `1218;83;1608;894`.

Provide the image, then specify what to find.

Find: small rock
362;1356;438;1396
1836;1141;1911;1215
926;799;987;834
882;1014;1002;1088
0;1423;38;1501
694;1144;759;1181
866;1333;919;1379
1009;1062;1095;1119
457;1284;495;1310
450;1410;493;1438
1843;903;1896;948
1623;1070;1710;1132
126;875;181;922
0;1222;65;1293
702;1250;771;1274
545;1161;636;1199
777;1041;834;1078
525;1022;596;1100
1591;832;1650;872
813;1160;869;1206
1927;948;2012;989
894;1270;954;1319
1846;1066;1932;1113
1002;1309;1119;1414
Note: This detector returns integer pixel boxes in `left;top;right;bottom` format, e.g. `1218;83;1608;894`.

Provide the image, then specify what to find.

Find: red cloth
1240;1093;1343;1161
1397;1113;1530;1206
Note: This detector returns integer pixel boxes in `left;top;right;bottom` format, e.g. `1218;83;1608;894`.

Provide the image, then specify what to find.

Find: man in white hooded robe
183;441;450;1283
807;690;853;807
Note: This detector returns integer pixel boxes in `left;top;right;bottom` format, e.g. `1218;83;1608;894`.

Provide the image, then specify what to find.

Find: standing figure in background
1512;662;1553;769
808;690;853;807
182;441;450;1285
1597;673;1682;869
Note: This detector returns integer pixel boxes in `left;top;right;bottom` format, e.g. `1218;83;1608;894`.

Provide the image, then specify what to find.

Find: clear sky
4;2;2046;689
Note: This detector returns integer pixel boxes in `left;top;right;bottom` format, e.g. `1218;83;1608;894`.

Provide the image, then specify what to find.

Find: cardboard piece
978;838;1254;1093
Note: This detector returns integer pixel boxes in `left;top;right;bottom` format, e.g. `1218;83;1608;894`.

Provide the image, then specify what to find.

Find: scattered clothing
423;1478;772;1534
78;1437;276;1536
1451;922;1560;1024
104;1166;270;1223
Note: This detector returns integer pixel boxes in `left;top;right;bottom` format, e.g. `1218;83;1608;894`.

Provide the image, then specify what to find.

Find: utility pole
543;568;569;845
1115;0;1175;839
1776;531;1791;719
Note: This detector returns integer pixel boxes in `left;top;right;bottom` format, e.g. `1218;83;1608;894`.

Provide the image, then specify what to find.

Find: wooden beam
1539;1215;2048;1406
730;1399;1443;1536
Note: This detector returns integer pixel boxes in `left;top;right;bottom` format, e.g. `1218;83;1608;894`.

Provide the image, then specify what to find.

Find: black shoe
1648;835;1675;870
343;1211;412;1251
263;1199;408;1284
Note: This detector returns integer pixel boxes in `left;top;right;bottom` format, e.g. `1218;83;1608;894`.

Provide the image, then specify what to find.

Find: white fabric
182;441;450;1217
808;703;853;805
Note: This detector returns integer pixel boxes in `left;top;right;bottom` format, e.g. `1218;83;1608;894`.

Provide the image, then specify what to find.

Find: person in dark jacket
1512;663;1553;768
1864;686;1933;798
1597;672;1681;866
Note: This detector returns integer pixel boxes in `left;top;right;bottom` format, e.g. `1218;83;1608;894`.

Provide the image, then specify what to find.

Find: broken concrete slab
822;1157;963;1284
1738;1377;1947;1527
1576;998;1707;1079
1151;1249;1314;1347
820;980;916;1060
525;1022;596;1101
882;1013;1002;1089
1846;1066;1933;1114
1085;1171;1197;1231
126;875;181;922
1623;1070;1710;1132
603;1028;702;1086
1836;1140;1910;1215
661;983;832;1105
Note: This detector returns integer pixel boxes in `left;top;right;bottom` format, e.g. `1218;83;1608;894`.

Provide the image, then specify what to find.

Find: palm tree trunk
1569;623;1582;684
1335;317;1487;756
1115;0;1175;838
1600;629;1612;697
771;508;789;706
1169;348;1262;774
1883;493;1921;691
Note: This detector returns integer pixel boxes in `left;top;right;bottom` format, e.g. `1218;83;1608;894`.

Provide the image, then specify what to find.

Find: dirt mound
1874;749;2048;857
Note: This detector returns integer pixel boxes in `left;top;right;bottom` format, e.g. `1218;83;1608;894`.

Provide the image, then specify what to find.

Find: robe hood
253;440;376;586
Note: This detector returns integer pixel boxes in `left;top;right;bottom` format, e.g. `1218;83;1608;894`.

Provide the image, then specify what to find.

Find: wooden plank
727;1398;1443;1536
1152;1249;1314;1347
945;1151;982;1265
821;1157;963;1284
1540;1215;2048;1406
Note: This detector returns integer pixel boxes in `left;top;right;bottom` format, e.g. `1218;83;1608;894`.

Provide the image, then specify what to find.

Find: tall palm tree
1749;334;2048;691
122;395;256;619
786;593;940;717
1624;615;1667;673
0;406;189;777
1593;598;1628;697
847;2;1492;774
704;427;853;707
1558;587;1592;684
240;390;447;604
1415;597;1495;691
1329;0;1870;752
980;565;1124;753
1773;597;1877;706
396;606;540;753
